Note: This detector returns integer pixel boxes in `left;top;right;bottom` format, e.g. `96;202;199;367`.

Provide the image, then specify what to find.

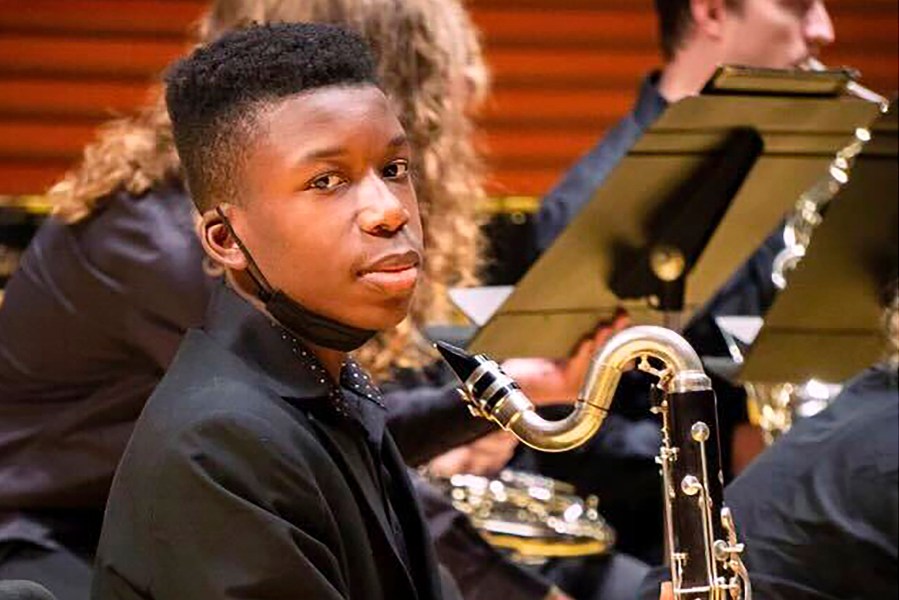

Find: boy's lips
358;250;421;294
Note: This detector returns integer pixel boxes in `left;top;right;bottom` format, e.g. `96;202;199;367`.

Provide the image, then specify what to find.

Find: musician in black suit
511;0;838;564
92;23;445;599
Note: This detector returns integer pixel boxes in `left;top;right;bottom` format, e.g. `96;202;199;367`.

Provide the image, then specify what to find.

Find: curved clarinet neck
436;325;752;599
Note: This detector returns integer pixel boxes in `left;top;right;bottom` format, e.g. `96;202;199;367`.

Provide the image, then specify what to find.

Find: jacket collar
633;70;668;131
203;282;330;400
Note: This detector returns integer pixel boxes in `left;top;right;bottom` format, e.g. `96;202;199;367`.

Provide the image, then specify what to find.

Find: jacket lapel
307;414;418;599
203;284;331;399
380;435;445;600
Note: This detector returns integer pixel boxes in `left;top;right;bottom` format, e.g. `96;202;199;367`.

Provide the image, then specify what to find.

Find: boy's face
720;0;835;69
225;84;423;331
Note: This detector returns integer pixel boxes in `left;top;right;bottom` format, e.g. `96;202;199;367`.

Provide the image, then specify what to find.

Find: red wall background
0;0;896;197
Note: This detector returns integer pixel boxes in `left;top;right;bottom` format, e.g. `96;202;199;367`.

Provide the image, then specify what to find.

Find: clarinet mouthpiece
434;341;484;383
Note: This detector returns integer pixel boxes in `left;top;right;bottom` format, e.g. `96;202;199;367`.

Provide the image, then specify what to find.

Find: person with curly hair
0;0;495;595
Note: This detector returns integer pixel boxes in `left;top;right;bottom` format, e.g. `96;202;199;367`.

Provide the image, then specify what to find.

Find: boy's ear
197;205;248;272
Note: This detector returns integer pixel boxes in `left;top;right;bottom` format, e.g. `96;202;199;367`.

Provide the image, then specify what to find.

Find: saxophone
756;60;889;441
770;58;889;289
436;326;752;600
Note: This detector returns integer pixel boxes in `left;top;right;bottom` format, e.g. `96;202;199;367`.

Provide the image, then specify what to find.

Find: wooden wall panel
0;0;896;197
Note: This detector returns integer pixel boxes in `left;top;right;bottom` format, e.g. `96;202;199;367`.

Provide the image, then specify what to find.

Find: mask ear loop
214;205;275;302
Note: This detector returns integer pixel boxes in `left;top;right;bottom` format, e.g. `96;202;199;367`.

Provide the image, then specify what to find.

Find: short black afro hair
165;22;379;210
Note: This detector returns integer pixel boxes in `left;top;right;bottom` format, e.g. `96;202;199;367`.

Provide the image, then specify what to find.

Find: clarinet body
436;326;751;599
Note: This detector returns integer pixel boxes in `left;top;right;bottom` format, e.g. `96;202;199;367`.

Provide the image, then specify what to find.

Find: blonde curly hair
49;0;488;379
885;281;899;371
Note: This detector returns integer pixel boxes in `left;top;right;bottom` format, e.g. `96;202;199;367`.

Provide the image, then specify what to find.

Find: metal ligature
437;326;752;600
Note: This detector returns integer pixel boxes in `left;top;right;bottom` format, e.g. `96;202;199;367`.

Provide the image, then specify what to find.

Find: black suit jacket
92;285;445;600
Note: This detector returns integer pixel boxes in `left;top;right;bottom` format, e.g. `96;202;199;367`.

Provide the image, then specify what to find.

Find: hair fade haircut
164;22;378;211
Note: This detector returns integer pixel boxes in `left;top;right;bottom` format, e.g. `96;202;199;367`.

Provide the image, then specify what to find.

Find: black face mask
215;207;377;352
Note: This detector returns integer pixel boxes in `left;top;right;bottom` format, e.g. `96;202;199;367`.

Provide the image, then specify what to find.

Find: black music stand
608;127;762;319
738;103;898;383
459;69;884;359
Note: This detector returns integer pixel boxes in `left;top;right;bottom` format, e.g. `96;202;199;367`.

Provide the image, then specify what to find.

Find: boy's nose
358;174;410;236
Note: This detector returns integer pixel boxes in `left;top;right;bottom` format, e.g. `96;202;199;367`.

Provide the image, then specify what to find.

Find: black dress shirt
92;284;445;600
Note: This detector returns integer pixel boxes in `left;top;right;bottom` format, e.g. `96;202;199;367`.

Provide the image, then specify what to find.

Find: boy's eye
308;173;346;191
382;160;410;180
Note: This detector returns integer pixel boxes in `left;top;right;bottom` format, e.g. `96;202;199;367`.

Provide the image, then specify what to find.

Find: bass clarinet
436;326;751;599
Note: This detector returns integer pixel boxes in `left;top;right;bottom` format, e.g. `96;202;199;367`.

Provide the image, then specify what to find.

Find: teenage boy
92;23;443;600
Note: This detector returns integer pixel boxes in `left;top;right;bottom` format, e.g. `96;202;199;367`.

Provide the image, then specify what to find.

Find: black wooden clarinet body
436;325;751;599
